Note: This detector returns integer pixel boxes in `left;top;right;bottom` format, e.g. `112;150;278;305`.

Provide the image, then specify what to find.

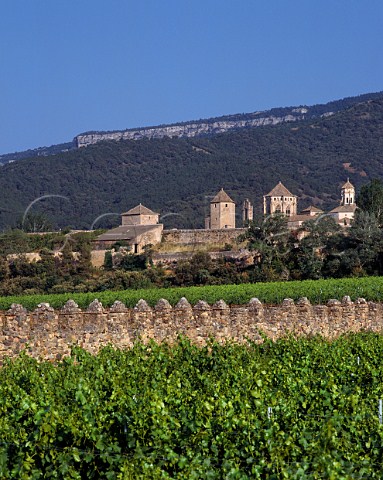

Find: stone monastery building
95;180;356;253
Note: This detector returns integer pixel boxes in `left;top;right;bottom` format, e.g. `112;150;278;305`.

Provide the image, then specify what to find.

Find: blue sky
1;0;382;153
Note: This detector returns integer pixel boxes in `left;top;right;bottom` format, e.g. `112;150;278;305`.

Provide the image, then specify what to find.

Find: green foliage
2;335;383;477
104;251;113;269
18;212;53;233
2;275;383;310
1;97;383;230
241;214;291;281
357;178;383;226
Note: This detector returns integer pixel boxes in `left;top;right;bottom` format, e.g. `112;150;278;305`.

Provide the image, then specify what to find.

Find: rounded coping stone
296;297;311;306
61;299;81;313
355;298;367;305
87;299;104;313
7;303;27;315
175;297;192;310
249;298;263;309
34;302;54;312
342;295;353;305
282;298;295;307
213;299;229;310
110;301;128;313
368;301;378;307
193;300;211;311
155;298;172;311
327;299;342;307
134;299;152;312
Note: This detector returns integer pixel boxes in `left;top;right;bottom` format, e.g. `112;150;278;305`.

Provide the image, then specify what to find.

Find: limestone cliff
74;90;383;148
75;112;307;147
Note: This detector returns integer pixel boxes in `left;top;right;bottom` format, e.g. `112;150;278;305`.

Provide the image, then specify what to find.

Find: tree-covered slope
0;98;382;230
1;90;382;163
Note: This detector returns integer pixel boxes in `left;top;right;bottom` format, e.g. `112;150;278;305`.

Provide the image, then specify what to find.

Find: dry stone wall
1;296;382;363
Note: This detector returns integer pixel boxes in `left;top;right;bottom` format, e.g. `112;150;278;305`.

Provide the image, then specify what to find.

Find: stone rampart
152;250;251;265
0;296;382;363
162;228;246;245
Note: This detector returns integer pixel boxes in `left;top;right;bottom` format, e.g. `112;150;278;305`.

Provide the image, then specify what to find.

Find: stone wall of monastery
1;296;382;363
161;228;246;245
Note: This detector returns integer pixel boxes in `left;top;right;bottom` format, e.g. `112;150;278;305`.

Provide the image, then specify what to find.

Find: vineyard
1;276;383;310
1;334;383;478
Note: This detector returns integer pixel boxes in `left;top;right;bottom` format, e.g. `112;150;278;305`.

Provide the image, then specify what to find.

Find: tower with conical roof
206;188;236;229
263;181;297;216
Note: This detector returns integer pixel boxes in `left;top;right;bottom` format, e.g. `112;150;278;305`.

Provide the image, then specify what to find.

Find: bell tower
341;179;355;206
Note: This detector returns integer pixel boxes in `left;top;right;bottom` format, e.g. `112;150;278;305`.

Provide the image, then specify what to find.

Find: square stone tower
121;203;160;226
207;188;236;229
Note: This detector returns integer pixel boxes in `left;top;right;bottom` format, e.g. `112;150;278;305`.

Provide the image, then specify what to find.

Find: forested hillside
0;97;382;230
1;90;382;163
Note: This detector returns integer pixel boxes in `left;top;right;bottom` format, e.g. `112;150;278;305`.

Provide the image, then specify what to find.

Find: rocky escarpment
75;111;309;147
75;90;383;148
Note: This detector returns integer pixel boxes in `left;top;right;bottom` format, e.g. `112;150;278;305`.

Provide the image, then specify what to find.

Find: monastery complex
95;180;357;255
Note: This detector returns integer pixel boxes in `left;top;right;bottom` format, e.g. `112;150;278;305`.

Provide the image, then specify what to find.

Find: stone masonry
0;296;382;363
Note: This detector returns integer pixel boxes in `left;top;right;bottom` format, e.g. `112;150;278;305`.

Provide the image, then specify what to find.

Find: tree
241;214;292;281
289;216;342;280
357;179;383;226
19;212;53;233
345;210;383;275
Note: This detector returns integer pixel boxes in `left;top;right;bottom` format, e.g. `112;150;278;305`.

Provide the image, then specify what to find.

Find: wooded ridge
0;95;382;230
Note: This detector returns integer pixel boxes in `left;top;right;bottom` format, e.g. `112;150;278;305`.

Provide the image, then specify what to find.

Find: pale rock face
75;114;307;148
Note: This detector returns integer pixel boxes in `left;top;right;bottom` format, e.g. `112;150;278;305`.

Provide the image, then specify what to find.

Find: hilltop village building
96;204;163;253
95;181;357;253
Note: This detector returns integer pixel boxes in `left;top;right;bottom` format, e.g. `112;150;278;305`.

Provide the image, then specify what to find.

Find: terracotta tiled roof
122;203;159;216
97;225;160;241
265;181;295;197
211;188;235;204
287;214;314;223
329;204;357;214
300;205;323;214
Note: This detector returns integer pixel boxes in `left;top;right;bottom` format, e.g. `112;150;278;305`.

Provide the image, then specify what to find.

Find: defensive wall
151;249;252;265
1;296;382;363
161;228;246;245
